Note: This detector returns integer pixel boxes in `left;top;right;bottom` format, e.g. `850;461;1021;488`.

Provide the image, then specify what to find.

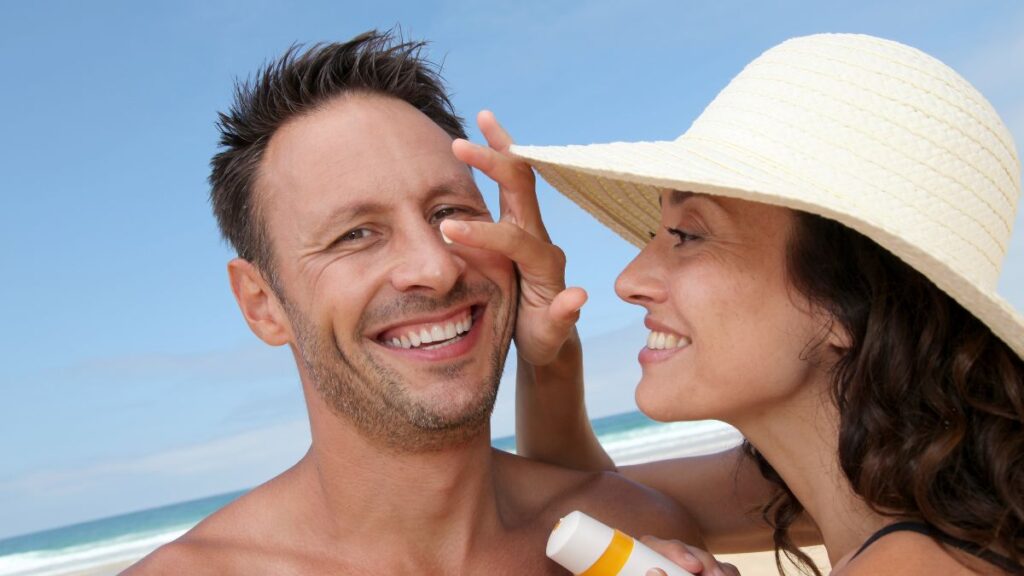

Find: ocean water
0;411;738;576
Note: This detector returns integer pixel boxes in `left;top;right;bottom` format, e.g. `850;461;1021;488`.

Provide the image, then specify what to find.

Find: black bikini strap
854;521;936;558
853;521;1021;574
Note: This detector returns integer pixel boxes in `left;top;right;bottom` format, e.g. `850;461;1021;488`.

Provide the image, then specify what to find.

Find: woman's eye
665;226;702;246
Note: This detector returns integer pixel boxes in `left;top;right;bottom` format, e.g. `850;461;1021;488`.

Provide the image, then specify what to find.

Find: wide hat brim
511;137;1024;361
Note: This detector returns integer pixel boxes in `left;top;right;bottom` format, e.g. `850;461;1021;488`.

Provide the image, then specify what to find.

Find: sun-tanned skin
124;95;700;575
131;451;695;574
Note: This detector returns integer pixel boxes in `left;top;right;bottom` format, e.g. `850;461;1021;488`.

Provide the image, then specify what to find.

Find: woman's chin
635;370;741;424
636;379;698;422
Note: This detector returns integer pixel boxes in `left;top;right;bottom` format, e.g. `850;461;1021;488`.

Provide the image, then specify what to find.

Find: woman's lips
638;329;691;365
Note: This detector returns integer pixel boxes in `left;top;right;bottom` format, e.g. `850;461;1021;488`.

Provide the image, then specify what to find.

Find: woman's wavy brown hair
746;211;1024;575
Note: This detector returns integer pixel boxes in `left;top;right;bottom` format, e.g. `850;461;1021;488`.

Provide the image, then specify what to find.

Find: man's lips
372;305;486;362
374;305;479;350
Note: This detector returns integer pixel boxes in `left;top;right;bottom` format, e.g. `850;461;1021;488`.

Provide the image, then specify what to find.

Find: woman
495;33;1022;574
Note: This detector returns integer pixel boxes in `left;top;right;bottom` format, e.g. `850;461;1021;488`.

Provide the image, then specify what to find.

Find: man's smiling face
256;94;516;451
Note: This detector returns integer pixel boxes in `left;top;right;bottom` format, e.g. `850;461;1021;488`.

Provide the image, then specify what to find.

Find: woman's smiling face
615;191;839;424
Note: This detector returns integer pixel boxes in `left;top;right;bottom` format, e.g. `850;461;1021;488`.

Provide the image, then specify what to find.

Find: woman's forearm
514;330;615;471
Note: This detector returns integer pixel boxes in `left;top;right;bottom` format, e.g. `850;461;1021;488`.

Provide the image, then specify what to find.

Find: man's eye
431;207;462;223
338;228;372;243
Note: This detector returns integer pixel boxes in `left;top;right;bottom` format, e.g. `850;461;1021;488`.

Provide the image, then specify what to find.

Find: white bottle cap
546;510;615;574
547;511;695;576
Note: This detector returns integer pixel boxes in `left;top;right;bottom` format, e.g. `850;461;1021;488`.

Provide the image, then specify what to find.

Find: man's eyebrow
309;200;388;240
425;176;480;201
308;176;479;240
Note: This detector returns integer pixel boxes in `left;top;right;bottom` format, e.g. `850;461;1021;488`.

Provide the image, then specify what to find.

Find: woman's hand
451;111;610;471
444;110;586;366
640;536;741;576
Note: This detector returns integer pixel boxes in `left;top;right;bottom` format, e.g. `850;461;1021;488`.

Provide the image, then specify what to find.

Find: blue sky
2;0;1023;539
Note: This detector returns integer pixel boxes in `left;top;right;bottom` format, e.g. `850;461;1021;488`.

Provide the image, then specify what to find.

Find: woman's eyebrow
658;190;701;207
669;190;697;206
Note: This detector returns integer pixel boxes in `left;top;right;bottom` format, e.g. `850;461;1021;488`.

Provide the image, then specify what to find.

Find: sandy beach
721;547;831;576
56;424;828;575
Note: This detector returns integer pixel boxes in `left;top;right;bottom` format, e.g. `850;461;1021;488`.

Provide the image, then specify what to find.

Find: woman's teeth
646;330;691;350
387;314;473;350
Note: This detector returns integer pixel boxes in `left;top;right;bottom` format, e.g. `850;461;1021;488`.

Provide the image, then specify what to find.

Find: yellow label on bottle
580;530;634;576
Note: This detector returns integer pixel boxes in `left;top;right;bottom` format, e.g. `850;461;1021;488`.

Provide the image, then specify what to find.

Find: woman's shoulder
835;529;1008;576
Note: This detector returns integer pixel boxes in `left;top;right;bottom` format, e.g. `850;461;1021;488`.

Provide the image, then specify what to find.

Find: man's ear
227;258;292;346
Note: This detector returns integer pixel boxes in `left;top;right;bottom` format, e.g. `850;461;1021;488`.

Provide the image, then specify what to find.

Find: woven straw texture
512;33;1023;360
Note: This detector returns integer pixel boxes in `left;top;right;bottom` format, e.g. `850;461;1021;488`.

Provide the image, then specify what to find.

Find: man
126;31;769;575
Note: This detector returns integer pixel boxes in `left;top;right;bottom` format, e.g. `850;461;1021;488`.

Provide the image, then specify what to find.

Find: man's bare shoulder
493;450;701;546
121;533;225;576
123;467;303;575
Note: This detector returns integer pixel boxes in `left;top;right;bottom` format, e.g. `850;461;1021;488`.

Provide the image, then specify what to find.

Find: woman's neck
732;378;888;566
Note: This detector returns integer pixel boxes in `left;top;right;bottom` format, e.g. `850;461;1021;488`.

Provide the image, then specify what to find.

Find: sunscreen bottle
546;511;694;576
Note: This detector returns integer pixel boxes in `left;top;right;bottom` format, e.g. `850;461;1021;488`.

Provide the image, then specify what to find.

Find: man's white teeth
385;314;473;349
646;330;690;350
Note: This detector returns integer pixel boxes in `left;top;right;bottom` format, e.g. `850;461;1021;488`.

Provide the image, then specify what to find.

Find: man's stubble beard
284;279;517;453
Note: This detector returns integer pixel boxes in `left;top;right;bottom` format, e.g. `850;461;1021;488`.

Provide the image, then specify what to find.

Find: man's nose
389;222;466;294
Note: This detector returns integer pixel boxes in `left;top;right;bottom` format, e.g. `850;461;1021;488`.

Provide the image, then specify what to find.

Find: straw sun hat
511;33;1024;360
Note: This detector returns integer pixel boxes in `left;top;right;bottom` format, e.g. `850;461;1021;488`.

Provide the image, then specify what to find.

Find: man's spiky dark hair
209;30;466;276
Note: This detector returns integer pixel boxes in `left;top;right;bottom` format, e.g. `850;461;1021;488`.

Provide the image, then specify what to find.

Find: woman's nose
615;243;667;306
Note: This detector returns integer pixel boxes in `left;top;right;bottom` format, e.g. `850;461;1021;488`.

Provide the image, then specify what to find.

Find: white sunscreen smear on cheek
546;511;695;576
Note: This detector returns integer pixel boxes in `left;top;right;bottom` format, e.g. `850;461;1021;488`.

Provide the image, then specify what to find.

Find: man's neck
295;401;505;571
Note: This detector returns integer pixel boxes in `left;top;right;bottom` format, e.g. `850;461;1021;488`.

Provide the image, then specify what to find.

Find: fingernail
440;221;468;244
